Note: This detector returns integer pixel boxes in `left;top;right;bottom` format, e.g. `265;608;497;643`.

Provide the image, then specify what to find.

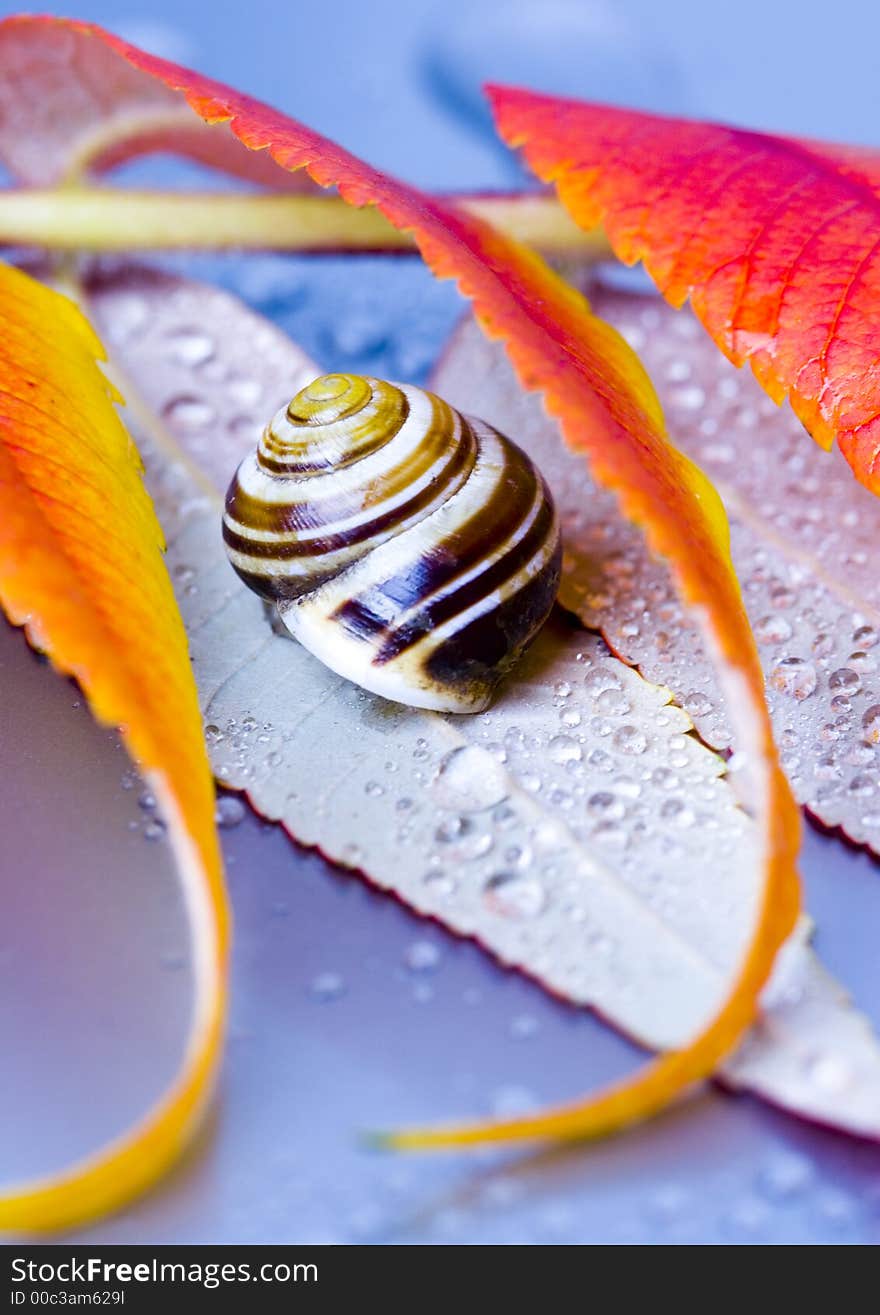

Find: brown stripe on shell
331;435;541;644
224;395;474;543
258;382;410;476
374;490;557;663
424;537;563;693
221;372;561;711
222;422;477;565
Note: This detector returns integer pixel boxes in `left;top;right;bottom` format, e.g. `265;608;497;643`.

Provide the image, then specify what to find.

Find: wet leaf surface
433;281;880;854
85;263;880;1139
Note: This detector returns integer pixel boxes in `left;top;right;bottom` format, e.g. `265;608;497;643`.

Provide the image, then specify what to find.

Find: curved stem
0;187;611;257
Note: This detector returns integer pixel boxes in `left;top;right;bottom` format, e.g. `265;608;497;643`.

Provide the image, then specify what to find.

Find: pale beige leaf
433;282;880;853
84;263;880;1137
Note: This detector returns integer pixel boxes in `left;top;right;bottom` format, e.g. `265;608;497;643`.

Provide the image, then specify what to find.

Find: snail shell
222;373;561;713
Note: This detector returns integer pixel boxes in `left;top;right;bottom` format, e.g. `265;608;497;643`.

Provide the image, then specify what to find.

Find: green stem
0;187;610;257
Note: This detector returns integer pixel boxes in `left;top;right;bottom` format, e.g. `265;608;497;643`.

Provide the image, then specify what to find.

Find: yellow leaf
0;262;229;1233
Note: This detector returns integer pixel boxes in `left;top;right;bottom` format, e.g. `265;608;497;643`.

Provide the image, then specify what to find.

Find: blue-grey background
2;0;880;1245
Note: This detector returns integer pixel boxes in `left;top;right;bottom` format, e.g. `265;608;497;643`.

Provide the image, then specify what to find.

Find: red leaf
0;16;800;1162
489;86;880;494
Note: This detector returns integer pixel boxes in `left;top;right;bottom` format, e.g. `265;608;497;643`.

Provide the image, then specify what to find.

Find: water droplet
587;791;625;820
671;384;706;410
806;1051;852;1094
509;1013;539;1040
853;624;878;649
434;815;492;861
849;649;877;673
816;1190;857;1231
165;326;215;367
422;868;457;898
548;734;583;765
769;657;817;701
215;795;246;828
849;773;875;797
161;395;215;429
309;971;346;1002
757;1152;814;1202
660;798;695;827
595;687;631;716
829;667;861;694
483;871;547;919
754;615;793;645
226;374;262;407
365;780;384;798
491;1085;538;1118
683;690;713;719
723;1197;770;1239
613;724;648;755
862;705;880;745
404;940;442;973
138;790;156;811
432;745;508;812
143;819;167;842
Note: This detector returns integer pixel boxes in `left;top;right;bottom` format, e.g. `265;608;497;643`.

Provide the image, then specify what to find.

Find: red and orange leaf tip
0;261;229;1232
488;86;880;494
0;17;800;1159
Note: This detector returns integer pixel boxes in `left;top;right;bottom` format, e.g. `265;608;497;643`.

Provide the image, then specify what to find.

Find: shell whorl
223;374;561;713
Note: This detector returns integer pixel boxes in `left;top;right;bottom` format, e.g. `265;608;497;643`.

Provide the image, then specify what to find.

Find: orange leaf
0;261;229;1231
489;85;880;495
0;17;800;1154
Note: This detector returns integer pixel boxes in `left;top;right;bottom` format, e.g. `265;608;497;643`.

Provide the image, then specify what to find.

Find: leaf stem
0;187;610;257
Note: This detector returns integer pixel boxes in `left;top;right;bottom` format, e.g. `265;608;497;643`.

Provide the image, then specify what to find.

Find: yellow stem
0;187;610;257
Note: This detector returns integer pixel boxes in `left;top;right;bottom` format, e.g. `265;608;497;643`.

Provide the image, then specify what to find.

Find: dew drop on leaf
862;705;880;745
433;815;493;861
164;326;215;367
829;667;861;694
483;871;547;919
161;395;216;429
548;734;583;765
754;615;793;645
769;657;817;701
612;724;648;754
431;745;509;812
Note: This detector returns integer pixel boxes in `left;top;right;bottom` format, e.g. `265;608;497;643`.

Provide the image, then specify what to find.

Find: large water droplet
754;615;793;645
165;326;215;367
829;667;861;694
612;724;648;755
548;734;583;765
769;657;817;701
805;1051;852;1094
432;745;509;812
215;795;246;828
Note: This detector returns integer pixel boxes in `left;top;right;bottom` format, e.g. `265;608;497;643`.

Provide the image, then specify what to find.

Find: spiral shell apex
222;374;561;713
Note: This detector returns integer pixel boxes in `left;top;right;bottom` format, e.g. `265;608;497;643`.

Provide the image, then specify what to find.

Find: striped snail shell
222;373;561;713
